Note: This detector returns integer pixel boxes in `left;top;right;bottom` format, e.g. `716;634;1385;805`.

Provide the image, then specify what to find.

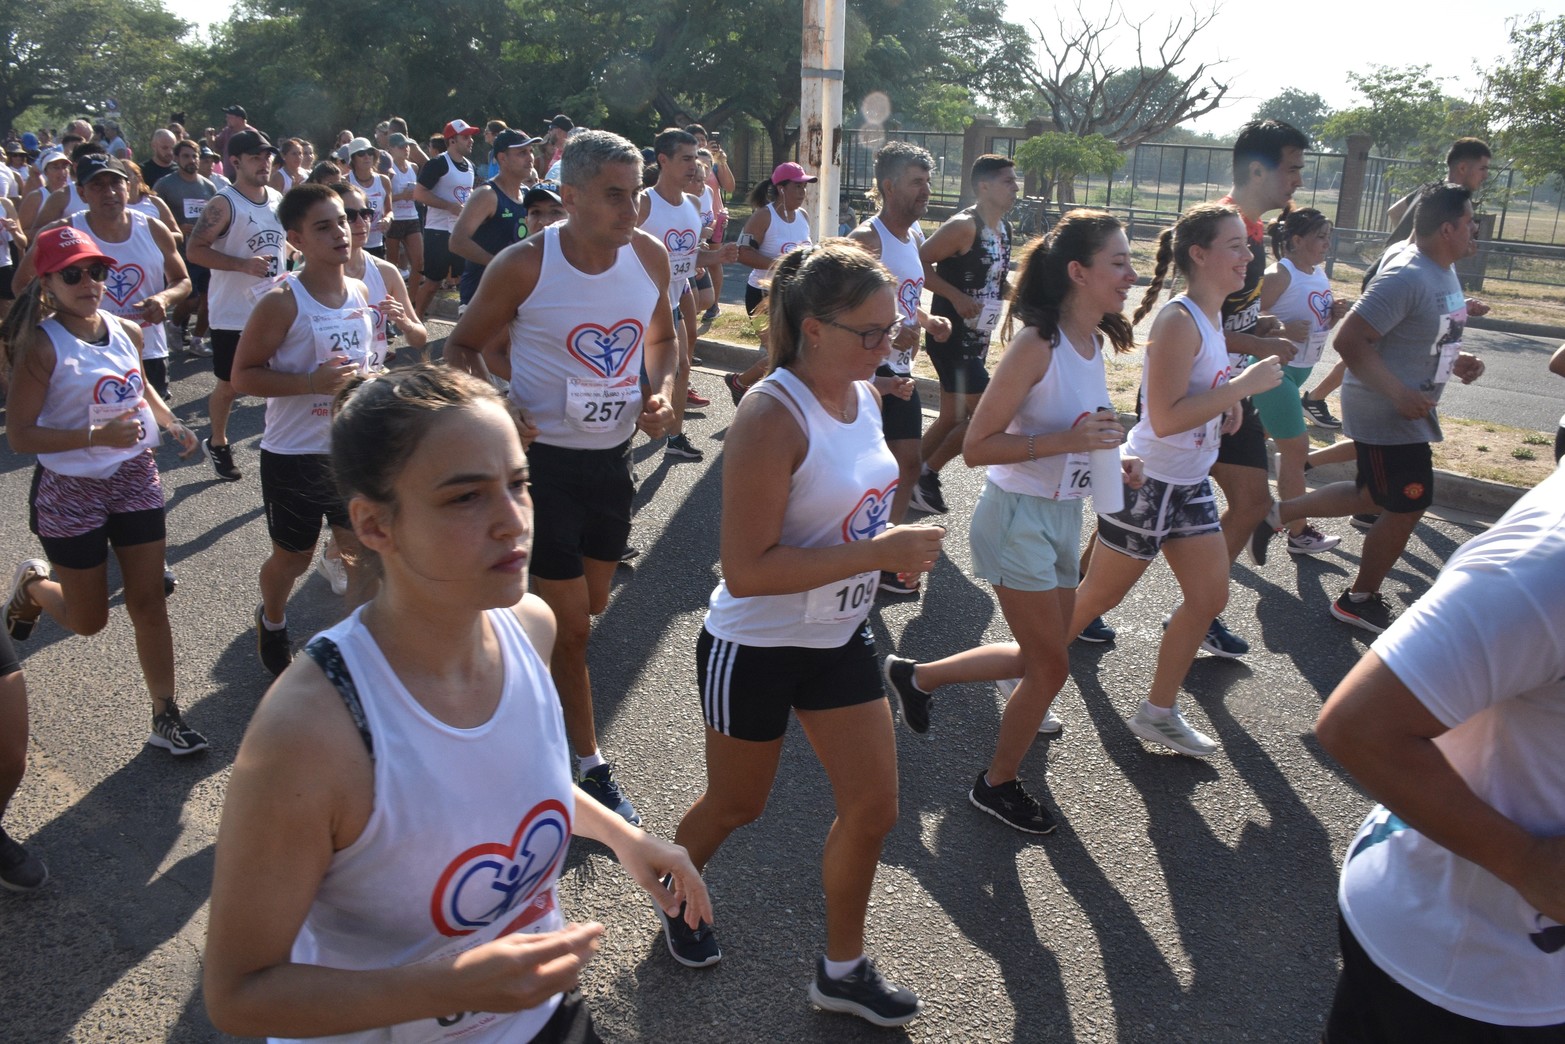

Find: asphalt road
0;324;1494;1043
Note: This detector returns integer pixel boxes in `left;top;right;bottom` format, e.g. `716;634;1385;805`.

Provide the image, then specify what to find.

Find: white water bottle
1089;406;1124;515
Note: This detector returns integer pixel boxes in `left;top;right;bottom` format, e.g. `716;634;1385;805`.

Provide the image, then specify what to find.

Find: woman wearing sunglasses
0;226;205;756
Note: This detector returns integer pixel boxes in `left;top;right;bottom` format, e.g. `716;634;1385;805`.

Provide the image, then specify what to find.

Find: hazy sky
168;0;1564;136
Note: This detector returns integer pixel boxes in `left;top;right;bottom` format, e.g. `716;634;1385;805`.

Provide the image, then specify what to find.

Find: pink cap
771;161;817;185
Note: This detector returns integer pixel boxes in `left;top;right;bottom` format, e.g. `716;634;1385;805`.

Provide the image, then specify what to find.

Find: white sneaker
164;321;184;348
317;538;348;596
1127;704;1218;757
995;678;1063;735
185;336;212;357
1287;524;1342;555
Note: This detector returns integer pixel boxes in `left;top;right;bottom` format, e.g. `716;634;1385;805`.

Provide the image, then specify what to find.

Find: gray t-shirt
154;172;217;230
1341;245;1466;445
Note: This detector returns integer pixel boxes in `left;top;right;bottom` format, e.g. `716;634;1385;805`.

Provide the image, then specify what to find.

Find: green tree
1251;89;1332;147
1483;14;1565;187
1319;65;1477;160
1014;131;1122;202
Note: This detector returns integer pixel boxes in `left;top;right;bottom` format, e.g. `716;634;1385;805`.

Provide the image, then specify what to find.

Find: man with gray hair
445;129;678;827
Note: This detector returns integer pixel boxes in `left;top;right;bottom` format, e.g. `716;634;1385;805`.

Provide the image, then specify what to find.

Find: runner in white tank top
726;163;815;396
338;180;427;367
671;242;942;1026
347;147;391;252
203;365;709;1042
442;131;680;829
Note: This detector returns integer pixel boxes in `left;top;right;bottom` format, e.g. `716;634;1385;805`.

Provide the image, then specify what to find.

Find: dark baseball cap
544;115;574;132
222;104;247;118
493;129;543;152
227;129;279;158
522;182;563;210
75;154;129;186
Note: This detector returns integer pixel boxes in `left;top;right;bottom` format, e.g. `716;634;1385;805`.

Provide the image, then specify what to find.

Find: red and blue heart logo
664;228;698;255
842;483;897;542
430;799;571;937
898;278;922;322
1307;289;1332;327
93;370;145;406
566;320;642;378
103;263;146;309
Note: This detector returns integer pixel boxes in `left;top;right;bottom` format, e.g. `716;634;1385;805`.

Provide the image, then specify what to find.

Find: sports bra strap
304;636;375;760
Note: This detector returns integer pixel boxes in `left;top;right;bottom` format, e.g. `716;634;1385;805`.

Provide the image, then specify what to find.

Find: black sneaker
877;570;919;598
908;471;948;514
1301;392;1342;429
653;873;721;968
664;433;704;461
1351;512;1380;531
163;565;177;598
1248;519;1277;567
1330;590;1394;634
204;438;242;481
881;655;930;734
579;762;641;826
255;605;294;677
808;956;922;1028
0;828;48;891
147;701;209;756
1075;615;1115;643
969;771;1057;834
723;372;746;406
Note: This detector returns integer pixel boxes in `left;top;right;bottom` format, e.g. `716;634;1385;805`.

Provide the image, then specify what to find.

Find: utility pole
801;0;844;241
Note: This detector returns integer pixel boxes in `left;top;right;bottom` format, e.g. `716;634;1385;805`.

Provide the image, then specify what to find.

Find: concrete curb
1468;316;1565;339
694;334;1529;522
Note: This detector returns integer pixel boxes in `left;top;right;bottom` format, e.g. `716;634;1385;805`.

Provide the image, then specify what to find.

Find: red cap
442;120;482;139
33;226;114;277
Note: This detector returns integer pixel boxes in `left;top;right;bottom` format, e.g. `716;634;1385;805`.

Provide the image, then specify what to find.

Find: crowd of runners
0;105;1560;1042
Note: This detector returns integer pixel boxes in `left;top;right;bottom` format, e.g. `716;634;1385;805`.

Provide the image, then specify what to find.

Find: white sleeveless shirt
705;368;899;648
746;202;811;289
641;187;701;306
53;183;87;221
1124;296;1232;486
35;314;159;479
71;210;170;361
871;215;925;375
276;166;296;192
389;161;418;221
207;184;285;330
1270;257;1333;370
508;224;660;450
987;329;1111;500
356;257;391;368
353;172;388;250
259;274;374;455
278;606;574;1044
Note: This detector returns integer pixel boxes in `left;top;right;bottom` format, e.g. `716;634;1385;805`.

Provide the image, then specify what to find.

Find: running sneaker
808;957;922;1028
255;605;293;677
184;336;212;358
0;829;48;892
147;701;210;756
876;570;919;598
702;304;720;321
686;386;711;408
969;771;1057;834
1163;614;1250;658
723;372;746;406
163;565;177;598
1350;512;1380;531
1287;524;1342;555
995;677;1062;734
317;537;349;596
1301;392;1341;429
653;873;721;968
164;320;184;349
664;433;704;461
579;762;641;826
5;559;48;640
1127;704;1219;758
908;471;948;514
1330;590;1394;634
204;438;242;481
881;655;930;734
1075;616;1116;644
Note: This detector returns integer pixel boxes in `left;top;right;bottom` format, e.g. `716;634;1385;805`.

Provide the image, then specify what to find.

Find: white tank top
70;210;169;361
280;606;573;1044
641;187;701;306
987;329;1110;500
259;274;374;455
508;224;660;450
872;215;925;374
35;314;159;479
128;196;161;223
1270;257;1333;370
208;184;286;330
357;257;391;367
352;172;388;249
1124;296;1232;486
704;368;899;648
422;156;473;233
277;167;296;192
746;202;811;289
389;161;418;221
53;183;86;220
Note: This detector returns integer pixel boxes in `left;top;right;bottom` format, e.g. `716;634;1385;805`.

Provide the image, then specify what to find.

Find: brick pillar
1336;132;1373;231
960;117;994;205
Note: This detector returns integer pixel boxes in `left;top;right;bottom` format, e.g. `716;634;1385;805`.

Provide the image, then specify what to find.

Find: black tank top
928;206;1011;350
469;180;527;261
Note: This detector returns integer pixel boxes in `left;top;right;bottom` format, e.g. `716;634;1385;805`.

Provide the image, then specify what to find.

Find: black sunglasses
58;263;109;285
343;207;374;223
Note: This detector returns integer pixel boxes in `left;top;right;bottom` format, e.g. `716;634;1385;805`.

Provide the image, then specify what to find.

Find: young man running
411;120;478;318
444;131;677;825
450;128;538;306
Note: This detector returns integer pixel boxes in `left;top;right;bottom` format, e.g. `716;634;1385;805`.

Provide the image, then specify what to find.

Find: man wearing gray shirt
1251;184;1485;633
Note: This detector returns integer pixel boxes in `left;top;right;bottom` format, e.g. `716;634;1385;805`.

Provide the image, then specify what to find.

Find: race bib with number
88;400;158;454
565;375;641;433
1295;327;1328;370
803;571;879;625
976;301;1002;337
1431;303;1466;385
1056;452;1092;500
669;253;697;282
888;344;915;374
311;308;376;372
182;197;206;221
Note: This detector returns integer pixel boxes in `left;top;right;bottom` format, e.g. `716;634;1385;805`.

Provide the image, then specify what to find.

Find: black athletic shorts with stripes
696;622;882;742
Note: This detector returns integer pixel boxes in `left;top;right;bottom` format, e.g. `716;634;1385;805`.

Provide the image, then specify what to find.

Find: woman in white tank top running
336;181;426;363
204;365;709;1043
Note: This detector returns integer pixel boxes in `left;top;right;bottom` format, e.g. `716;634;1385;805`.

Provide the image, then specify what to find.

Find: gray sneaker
1127;704;1219;758
995;678;1062;734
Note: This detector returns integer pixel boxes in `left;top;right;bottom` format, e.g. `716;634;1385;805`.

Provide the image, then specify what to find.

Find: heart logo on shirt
566;320;642;378
842;482;897;543
898;278;922;322
93;369;145;405
430;798;571;937
103;263;146;308
664;228;697;255
1307;289;1332;327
